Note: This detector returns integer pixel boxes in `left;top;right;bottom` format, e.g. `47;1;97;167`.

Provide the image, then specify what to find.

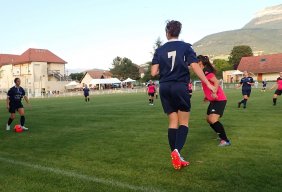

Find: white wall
0;65;14;90
0;62;67;96
81;73;93;87
48;63;65;75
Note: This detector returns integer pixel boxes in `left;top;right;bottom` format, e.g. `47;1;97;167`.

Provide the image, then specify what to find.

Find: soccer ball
14;125;23;133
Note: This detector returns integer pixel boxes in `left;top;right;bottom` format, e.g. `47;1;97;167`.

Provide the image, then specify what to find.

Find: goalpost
193;80;224;91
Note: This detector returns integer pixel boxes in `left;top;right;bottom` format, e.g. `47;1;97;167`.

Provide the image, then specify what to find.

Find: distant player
83;85;90;102
236;71;254;108
197;55;230;146
6;78;30;131
147;80;156;105
188;79;193;98
151;20;215;170
261;80;267;92
271;72;282;106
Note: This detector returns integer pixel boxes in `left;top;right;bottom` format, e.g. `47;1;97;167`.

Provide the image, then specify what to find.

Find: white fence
0;88;147;100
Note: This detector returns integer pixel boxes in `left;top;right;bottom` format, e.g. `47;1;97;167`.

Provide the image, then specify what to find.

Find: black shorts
84;94;89;97
9;103;24;113
160;82;191;114
242;89;251;97
148;93;155;97
207;100;227;117
275;89;282;95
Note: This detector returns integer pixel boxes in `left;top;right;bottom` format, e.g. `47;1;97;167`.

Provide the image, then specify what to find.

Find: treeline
70;40;253;82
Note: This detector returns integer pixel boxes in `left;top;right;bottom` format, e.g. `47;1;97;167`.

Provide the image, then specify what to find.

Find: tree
110;57;140;80
213;59;233;78
228;45;253;69
152;37;163;55
142;37;163;82
142;61;159;82
69;72;84;81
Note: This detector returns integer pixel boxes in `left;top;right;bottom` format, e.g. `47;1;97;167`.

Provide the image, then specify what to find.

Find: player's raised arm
190;62;216;93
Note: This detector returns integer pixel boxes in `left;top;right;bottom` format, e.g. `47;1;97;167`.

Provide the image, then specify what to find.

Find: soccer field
0;89;281;192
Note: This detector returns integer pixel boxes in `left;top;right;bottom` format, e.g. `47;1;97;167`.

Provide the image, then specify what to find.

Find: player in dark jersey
261;80;267;92
197;55;230;147
151;20;215;170
271;72;282;106
83;85;90;102
236;71;254;108
6;78;30;131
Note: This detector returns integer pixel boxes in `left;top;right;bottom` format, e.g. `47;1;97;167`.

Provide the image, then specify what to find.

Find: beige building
238;53;282;82
81;69;112;88
222;70;243;83
223;53;282;83
0;48;68;96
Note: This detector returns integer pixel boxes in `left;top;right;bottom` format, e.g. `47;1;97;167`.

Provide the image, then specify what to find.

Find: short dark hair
165;20;182;37
14;78;20;83
197;55;216;73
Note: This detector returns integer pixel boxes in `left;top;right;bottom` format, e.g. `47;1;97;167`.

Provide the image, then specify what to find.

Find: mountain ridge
193;4;282;58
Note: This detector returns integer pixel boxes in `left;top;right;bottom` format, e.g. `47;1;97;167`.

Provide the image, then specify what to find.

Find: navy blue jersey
240;77;254;90
152;40;197;83
83;88;90;95
7;86;25;104
262;81;267;87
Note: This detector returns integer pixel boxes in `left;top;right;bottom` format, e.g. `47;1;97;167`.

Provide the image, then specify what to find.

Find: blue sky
0;0;281;72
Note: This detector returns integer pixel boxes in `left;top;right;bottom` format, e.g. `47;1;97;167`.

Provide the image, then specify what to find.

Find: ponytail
197;55;216;73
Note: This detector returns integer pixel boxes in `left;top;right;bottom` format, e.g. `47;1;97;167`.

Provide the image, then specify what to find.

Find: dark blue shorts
242;89;251;97
207;100;227;117
275;89;282;95
159;82;191;114
84;94;89;97
9;102;24;113
148;93;155;97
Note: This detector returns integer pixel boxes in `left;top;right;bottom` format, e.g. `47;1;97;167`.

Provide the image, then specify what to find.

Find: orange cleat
180;157;190;167
171;149;182;170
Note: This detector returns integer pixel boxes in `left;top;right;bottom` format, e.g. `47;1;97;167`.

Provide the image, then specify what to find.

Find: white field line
0;156;163;192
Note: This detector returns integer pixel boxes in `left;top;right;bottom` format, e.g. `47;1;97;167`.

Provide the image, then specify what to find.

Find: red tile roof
0;48;67;66
0;54;20;66
238;53;282;73
86;69;112;79
13;48;67;64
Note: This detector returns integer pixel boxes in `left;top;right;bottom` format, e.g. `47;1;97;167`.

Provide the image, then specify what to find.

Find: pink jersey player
202;72;227;101
197;55;230;147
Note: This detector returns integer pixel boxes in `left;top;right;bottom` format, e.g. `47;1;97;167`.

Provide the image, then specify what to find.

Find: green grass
0;89;281;192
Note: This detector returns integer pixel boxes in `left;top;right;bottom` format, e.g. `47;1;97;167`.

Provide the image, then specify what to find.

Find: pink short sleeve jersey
201;71;227;101
277;77;282;90
148;84;156;93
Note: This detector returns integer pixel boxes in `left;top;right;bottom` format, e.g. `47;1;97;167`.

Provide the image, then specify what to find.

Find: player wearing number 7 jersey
151;20;215;170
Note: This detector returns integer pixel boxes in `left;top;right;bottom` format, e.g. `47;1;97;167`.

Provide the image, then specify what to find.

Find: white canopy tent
89;78;121;85
122;78;136;88
65;81;79;89
122;78;136;83
89;78;121;90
